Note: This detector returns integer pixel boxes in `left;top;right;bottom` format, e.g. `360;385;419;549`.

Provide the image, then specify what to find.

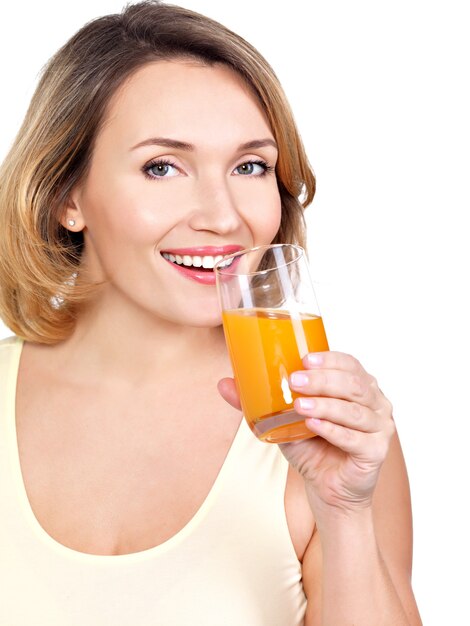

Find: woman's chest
15;375;243;556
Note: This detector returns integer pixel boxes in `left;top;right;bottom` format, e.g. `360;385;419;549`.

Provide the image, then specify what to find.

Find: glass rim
214;243;305;278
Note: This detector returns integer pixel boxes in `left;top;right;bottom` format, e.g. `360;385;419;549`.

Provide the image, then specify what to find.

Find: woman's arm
280;351;422;625
302;431;422;626
218;351;422;625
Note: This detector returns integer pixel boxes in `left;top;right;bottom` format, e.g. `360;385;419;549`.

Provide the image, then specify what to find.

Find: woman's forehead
97;60;274;153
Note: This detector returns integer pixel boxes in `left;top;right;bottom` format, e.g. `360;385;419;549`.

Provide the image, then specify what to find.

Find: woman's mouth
160;246;242;285
161;252;234;270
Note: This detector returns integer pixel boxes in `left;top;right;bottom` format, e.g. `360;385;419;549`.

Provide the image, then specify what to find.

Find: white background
1;1;468;623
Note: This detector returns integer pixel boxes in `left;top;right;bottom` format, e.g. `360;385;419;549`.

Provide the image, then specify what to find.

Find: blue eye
142;158;275;180
143;159;179;179
234;160;273;176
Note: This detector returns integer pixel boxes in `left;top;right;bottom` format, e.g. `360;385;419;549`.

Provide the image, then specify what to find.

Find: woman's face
67;60;281;326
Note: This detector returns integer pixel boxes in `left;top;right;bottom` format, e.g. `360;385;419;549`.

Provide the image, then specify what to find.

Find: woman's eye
234;161;268;176
143;160;180;179
143;158;273;180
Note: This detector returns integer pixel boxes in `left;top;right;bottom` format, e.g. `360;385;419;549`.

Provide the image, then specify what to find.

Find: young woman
0;2;422;624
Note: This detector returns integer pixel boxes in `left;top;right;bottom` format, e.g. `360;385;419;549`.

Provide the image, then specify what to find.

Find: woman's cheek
244;182;281;237
263;193;282;242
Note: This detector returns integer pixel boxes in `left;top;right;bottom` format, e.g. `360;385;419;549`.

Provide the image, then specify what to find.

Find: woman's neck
48;289;227;387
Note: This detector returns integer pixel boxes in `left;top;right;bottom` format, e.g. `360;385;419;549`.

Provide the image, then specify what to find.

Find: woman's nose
187;177;244;235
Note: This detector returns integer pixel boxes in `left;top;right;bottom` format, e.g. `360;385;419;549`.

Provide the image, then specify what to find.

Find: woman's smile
160;244;241;285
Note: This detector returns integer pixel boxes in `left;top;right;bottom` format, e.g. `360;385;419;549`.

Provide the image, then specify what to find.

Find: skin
15;60;422;624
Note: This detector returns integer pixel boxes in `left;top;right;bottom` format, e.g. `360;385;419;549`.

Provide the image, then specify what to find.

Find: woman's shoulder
0;335;22;356
0;335;22;373
0;335;21;346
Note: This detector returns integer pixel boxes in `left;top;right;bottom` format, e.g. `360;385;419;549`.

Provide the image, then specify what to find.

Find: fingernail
306;417;322;428
297;397;316;411
290;372;309;387
306;353;323;367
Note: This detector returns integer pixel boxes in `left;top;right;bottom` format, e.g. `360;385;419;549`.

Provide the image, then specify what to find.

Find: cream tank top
0;337;307;625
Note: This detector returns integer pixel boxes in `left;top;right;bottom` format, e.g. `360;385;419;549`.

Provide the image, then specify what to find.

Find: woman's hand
218;351;396;517
280;351;396;516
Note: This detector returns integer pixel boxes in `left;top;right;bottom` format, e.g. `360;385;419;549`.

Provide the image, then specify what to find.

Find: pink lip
161;245;244;255
160;244;245;286
164;263;217;285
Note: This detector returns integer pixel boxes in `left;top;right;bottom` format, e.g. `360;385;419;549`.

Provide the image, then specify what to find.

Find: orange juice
222;308;329;443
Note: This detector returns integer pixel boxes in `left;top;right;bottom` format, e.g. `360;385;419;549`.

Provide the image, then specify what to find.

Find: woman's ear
59;191;86;232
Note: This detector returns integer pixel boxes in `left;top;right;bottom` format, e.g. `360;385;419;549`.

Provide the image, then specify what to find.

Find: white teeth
217;257;235;268
162;252;234;269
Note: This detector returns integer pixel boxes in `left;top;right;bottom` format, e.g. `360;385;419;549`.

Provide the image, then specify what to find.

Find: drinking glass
214;244;329;444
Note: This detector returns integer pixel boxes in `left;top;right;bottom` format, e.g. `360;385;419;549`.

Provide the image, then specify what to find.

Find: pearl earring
68;219;76;227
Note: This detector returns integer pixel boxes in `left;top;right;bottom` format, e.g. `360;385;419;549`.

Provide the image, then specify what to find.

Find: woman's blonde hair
0;0;315;344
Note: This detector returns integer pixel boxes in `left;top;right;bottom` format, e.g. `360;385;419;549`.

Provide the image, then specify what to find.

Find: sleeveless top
0;336;307;625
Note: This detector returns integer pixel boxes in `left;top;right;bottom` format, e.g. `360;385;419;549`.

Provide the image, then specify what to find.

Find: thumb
217;377;242;410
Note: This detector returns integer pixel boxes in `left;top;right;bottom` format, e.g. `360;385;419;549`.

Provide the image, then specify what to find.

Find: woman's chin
162;301;223;329
185;311;224;329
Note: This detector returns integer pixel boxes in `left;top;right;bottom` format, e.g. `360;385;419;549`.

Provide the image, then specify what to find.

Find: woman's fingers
294;396;383;433
304;417;393;463
294;395;396;451
289;367;382;410
290;351;388;413
217;377;242;410
302;351;365;375
289;351;395;443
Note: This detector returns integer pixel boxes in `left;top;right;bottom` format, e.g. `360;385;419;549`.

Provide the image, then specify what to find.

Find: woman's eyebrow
238;139;278;151
130;137;278;151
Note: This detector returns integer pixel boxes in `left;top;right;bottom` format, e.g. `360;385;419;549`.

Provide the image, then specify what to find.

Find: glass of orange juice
214;244;329;444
